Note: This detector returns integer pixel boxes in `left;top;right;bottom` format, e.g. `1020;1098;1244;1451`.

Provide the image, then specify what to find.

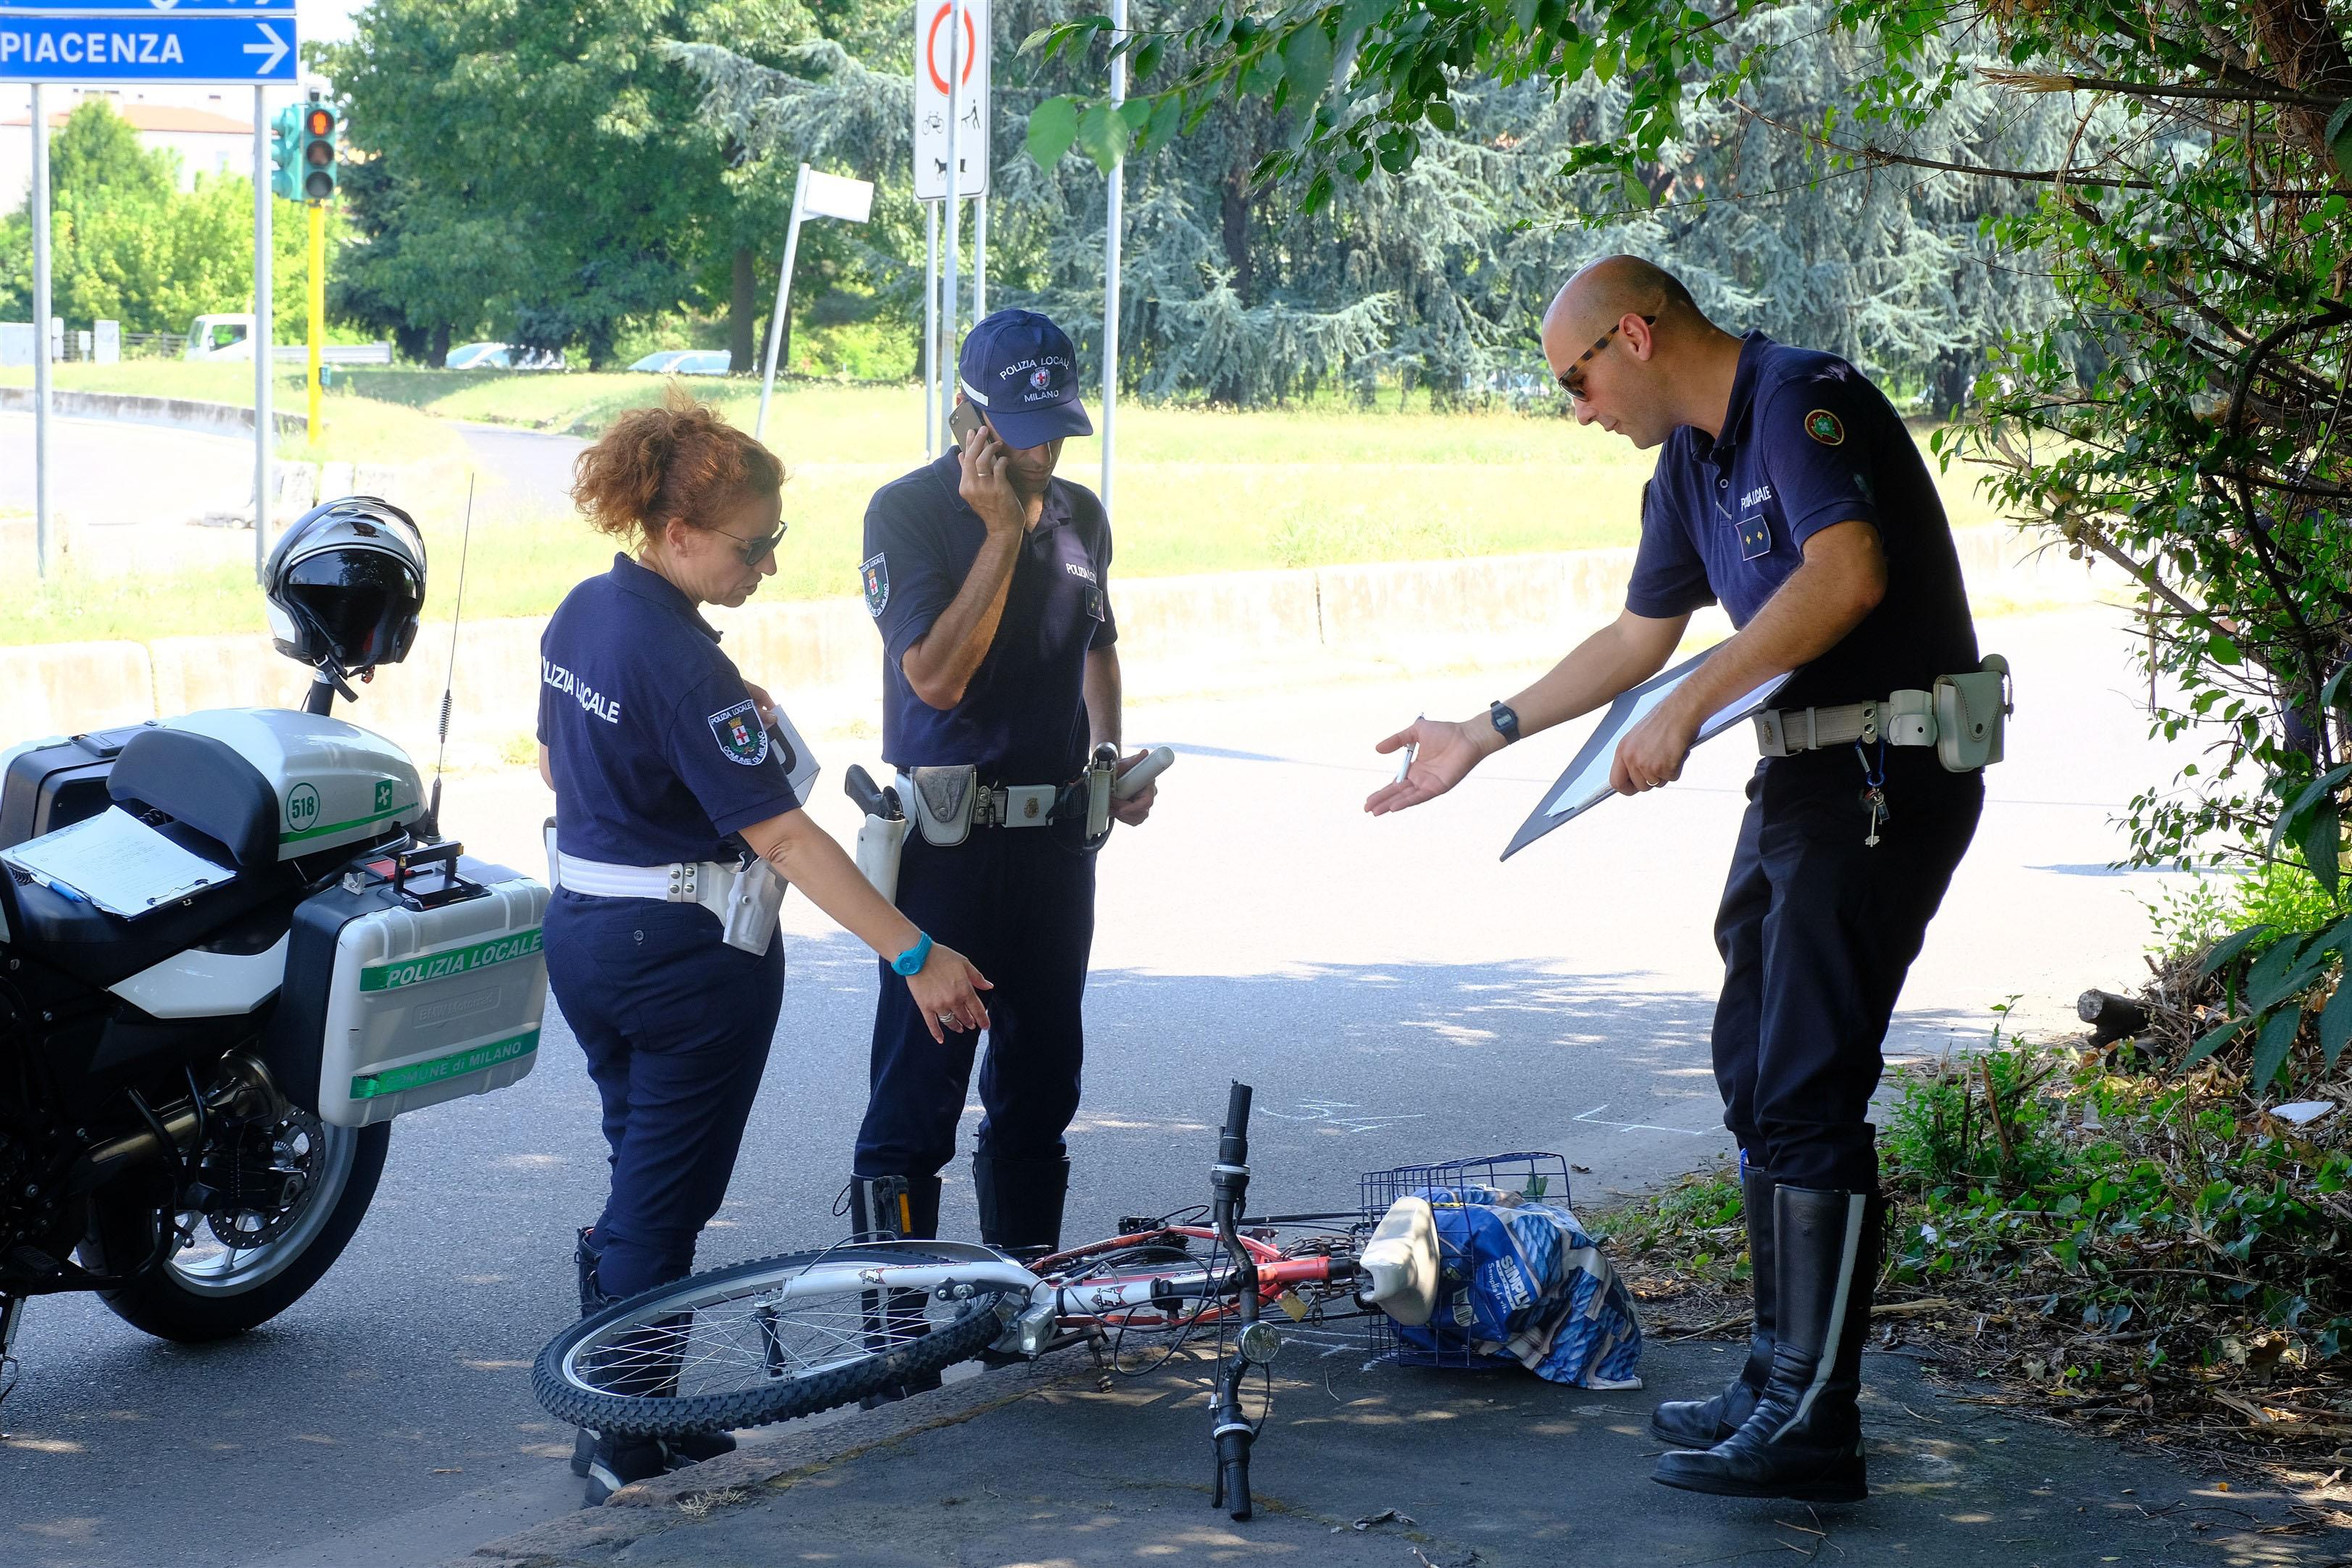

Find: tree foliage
1043;0;2352;1088
325;0;815;366
0;100;327;337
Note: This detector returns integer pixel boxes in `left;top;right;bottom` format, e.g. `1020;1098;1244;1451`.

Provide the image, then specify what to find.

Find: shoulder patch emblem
709;699;770;767
861;553;890;617
1803;409;1846;446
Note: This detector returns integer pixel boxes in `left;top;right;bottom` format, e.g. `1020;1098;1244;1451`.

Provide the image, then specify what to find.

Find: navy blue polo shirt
538;554;801;866
1626;333;1977;709
862;450;1117;780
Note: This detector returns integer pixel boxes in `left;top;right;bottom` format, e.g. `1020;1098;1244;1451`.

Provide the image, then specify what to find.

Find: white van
185;313;254;360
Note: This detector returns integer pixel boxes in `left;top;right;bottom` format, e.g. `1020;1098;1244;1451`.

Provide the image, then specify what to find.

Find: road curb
443;1352;1098;1567
0;385;308;438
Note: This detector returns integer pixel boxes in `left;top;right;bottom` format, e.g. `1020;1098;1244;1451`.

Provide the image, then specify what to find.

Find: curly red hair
570;388;784;545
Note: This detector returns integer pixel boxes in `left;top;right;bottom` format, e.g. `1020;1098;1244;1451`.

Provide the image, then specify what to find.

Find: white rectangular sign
801;168;875;222
912;0;989;200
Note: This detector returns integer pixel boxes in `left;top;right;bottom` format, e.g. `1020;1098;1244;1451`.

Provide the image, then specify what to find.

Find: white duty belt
1753;657;2012;772
544;826;787;956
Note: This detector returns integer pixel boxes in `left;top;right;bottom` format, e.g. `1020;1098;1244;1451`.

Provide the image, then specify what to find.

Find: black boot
571;1228;735;1480
972;1154;1069;1261
1651;1161;1778;1447
571;1227;612;1479
851;1173;946;1409
1653;1186;1882;1502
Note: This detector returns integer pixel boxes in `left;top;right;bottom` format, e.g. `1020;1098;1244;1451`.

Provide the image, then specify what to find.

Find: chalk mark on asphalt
1257;1100;1427;1135
1572;1104;1711;1137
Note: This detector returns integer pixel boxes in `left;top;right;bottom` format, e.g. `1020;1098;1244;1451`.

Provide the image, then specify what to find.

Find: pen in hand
1394;713;1424;784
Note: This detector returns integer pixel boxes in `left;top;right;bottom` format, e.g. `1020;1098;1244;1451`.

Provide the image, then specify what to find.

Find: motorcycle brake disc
204;1110;325;1252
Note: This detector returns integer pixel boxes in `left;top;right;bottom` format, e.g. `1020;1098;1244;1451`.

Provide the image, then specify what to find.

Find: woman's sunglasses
714;524;788;565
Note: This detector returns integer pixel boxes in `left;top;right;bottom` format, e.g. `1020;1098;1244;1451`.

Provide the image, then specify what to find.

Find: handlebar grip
1224;1081;1252;1138
1217;1431;1253;1522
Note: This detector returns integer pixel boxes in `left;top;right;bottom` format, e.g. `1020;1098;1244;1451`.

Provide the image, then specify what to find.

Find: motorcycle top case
263;857;549;1127
0;724;160;850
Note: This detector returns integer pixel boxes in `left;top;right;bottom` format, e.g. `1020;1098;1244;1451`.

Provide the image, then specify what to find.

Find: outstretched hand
1364;716;1492;816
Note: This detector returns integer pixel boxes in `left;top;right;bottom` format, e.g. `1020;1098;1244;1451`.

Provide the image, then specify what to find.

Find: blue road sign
0;0;297;84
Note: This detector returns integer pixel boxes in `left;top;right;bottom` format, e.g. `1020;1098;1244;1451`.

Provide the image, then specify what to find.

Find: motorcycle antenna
425;472;477;838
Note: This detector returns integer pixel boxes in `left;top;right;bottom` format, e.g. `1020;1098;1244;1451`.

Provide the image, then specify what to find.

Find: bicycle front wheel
532;1242;1030;1439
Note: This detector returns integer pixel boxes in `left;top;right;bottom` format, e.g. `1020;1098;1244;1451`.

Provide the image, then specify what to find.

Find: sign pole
923;201;939;456
29;83;51;577
754;164;810;443
941;0;962;443
974;196;987;320
306;200;324;434
253;83;272;580
1101;0;1126;512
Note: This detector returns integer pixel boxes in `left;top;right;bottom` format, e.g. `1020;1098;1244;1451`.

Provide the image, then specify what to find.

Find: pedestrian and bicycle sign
912;0;989;199
0;0;297;83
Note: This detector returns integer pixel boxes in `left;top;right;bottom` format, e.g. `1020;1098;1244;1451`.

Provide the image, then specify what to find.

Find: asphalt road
0;410;254;530
0;597;2195;1568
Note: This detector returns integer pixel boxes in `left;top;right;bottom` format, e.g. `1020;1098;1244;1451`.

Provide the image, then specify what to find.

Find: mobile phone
949;400;985;446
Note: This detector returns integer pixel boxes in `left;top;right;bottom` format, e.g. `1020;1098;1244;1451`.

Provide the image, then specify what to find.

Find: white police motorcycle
0;500;548;1404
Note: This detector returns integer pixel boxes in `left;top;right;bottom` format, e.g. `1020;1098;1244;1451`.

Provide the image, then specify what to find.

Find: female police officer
538;394;991;1504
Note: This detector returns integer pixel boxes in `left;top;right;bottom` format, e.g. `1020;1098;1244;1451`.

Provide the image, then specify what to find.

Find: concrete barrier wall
0;386;307;437
0;641;157;738
0;525;2117;749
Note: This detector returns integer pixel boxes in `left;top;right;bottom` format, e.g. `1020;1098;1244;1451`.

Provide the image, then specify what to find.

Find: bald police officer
1369;257;1985;1503
852;309;1156;1262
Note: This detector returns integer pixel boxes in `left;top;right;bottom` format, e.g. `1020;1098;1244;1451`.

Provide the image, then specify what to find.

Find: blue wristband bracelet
891;931;933;977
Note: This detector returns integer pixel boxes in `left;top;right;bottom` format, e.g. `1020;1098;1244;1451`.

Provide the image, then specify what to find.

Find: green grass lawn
1;364;2011;647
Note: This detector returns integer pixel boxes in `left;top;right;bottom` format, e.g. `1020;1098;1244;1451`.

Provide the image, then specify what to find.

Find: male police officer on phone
1371;257;1986;1504
851;309;1157;1264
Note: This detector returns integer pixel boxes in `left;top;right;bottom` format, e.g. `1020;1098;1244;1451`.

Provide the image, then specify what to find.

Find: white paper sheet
3;807;238;918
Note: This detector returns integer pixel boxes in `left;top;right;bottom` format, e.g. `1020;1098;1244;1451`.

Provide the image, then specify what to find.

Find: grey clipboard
1501;650;1794;860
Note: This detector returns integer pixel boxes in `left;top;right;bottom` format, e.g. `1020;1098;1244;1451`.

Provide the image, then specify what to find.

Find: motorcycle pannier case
263;857;549;1127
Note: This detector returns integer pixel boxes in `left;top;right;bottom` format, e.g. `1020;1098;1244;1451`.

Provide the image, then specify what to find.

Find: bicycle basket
1358;1153;1642;1388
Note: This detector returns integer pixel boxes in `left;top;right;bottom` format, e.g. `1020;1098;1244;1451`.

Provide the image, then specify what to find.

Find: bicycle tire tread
531;1248;1019;1439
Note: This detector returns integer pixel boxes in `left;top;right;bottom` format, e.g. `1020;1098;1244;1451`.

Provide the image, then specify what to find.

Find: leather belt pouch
907;765;979;847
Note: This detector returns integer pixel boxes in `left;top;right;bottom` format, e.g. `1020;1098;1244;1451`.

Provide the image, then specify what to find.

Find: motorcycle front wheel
78;1117;391;1343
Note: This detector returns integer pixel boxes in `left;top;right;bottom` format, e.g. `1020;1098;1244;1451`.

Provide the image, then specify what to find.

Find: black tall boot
571;1227;735;1488
570;1227;614;1479
1653;1186;1882;1503
1651;1161;1778;1447
972;1154;1070;1261
851;1173;945;1409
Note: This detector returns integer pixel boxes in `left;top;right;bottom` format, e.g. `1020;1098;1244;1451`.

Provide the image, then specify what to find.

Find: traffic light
299;98;338;201
269;104;302;201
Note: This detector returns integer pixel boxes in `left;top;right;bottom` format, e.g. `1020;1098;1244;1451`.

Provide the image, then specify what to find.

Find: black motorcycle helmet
264;496;428;675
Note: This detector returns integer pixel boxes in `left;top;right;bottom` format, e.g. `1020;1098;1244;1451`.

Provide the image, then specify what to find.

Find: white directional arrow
244;22;288;74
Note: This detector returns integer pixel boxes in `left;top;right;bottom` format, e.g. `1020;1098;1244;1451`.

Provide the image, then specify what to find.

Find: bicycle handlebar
1219;1081;1252;1168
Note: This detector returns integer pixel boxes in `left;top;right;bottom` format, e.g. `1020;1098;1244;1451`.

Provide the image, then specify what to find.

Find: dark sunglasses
1556;313;1659;402
713;523;787;565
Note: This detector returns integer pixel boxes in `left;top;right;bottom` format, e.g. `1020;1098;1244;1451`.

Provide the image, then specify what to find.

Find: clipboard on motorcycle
1501;649;1793;860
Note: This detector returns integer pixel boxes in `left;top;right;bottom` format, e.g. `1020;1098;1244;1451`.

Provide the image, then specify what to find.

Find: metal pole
1101;0;1127;511
306;201;325;434
755;165;810;443
30;84;51;578
941;0;962;443
923;200;939;456
253;85;273;580
974;196;988;320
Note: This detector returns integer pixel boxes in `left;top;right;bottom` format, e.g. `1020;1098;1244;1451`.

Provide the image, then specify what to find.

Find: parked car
670;350;733;377
627;349;693;373
446;341;566;371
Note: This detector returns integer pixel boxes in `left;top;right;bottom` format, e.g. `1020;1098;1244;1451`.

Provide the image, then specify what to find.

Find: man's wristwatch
1489;701;1522;746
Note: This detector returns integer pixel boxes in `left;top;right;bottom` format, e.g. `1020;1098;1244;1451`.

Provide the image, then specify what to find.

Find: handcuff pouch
907;765;979;847
1932;654;2011;772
